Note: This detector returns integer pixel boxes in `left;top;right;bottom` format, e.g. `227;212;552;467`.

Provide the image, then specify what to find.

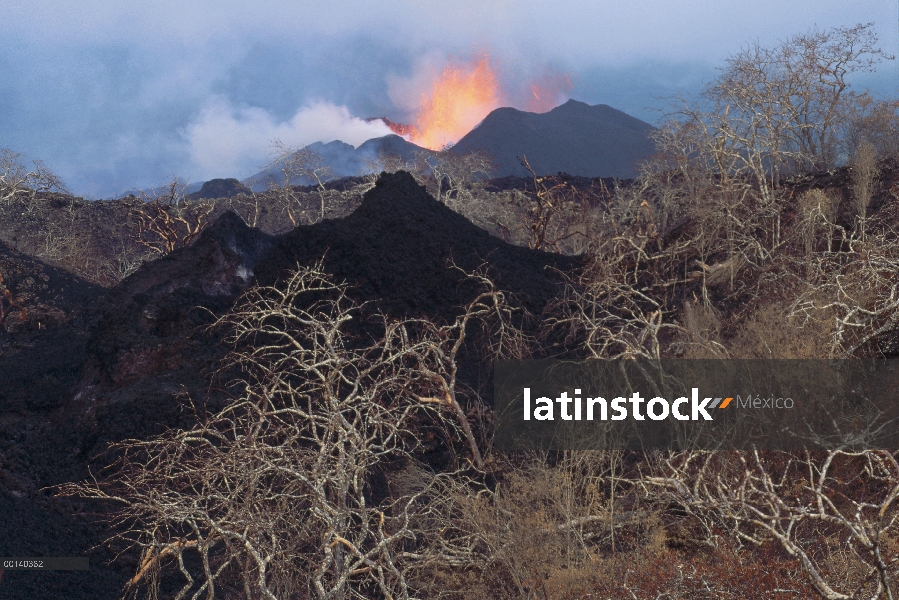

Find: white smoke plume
183;97;392;179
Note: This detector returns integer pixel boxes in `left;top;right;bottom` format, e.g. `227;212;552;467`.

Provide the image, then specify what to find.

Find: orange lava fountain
410;56;502;150
384;55;574;149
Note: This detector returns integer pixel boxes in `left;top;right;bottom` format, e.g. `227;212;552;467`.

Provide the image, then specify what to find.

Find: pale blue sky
3;0;897;197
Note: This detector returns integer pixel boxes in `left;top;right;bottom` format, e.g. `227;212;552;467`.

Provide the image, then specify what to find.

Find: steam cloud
184;98;393;180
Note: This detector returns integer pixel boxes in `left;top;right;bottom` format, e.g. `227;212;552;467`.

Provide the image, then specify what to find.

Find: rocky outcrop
186;178;252;200
257;170;579;322
66;211;274;442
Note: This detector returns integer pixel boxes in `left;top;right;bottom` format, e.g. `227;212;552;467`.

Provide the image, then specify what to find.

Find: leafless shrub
640;449;899;599
0;148;68;210
790;245;899;358
547;249;675;360
797;189;839;258
645;116;783;293
852;141;879;240
367;148;493;207
427;149;494;206
541;193;712;359
724;303;826;359
406;449;815;600
224;192;264;229
664;23;891;177
57;262;529;599
372;152;412;175
359;152;429;196
405;450;650;599
786;179;899;359
362;151;427;182
36;222;70;262
672;299;727;359
841;97;899;161
110;242;158;283
503;156;595;253
645;23;893;291
255;140;336;226
131;179;215;257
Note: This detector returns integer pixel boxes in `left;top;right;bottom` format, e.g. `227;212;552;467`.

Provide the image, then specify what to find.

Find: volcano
244;135;425;191
450;99;657;179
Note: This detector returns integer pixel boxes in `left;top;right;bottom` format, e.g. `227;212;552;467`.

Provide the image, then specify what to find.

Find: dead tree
545;239;696;360
56;262;526;600
653;23;892;261
428;149;494;206
641;449;899;600
260;140;335;225
515;156;590;252
786;180;899;359
131;179;214;256
852;141;879;241
0;148;68;209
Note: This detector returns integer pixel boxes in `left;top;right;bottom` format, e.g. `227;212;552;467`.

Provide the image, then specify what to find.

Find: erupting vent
376;54;574;151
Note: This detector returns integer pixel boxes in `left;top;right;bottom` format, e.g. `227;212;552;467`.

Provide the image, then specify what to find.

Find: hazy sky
3;0;897;197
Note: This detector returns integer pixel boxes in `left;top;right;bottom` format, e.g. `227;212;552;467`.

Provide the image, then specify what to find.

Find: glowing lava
411;56;502;150
381;55;574;150
380;117;419;139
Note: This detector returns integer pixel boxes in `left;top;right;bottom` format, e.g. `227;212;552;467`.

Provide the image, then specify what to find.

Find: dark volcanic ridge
257;170;579;322
451;99;657;179
68;171;575;459
0;241;105;414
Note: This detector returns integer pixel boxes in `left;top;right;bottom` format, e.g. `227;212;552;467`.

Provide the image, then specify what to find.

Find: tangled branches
57;262;525;599
790;202;899;358
641;449;899;600
131;179;214;256
543;206;705;360
254;140;337;226
516;156;593;252
0;148;68;209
